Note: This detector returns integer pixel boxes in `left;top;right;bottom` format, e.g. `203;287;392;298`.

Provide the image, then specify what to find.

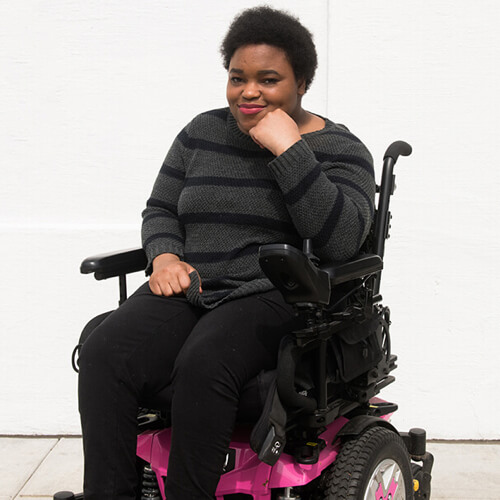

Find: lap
80;283;201;361
174;290;297;386
80;284;295;393
79;283;202;395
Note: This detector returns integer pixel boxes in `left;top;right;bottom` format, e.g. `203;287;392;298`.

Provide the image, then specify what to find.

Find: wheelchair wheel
319;426;413;499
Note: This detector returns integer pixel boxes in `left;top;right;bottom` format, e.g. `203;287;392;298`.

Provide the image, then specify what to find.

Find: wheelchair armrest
80;247;147;280
259;244;383;306
321;253;383;285
259;244;331;305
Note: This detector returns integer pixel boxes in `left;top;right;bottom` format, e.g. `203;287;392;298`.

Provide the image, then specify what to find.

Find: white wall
0;0;498;438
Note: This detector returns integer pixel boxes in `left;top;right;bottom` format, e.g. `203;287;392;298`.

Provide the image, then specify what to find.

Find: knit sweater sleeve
268;132;375;262
141;128;188;272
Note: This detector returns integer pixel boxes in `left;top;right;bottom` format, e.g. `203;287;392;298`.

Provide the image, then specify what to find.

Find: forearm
142;205;185;273
142;134;188;271
269;139;375;262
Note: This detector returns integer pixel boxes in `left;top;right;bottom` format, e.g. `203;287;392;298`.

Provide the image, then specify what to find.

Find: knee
174;341;215;379
78;321;120;376
173;340;237;393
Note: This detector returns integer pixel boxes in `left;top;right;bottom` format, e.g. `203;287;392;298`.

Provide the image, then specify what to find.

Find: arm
141;125;202;296
251;110;375;262
269;139;375;262
141;133;187;271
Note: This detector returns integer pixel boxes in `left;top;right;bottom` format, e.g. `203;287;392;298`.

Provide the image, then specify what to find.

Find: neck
295;109;325;135
291;107;308;127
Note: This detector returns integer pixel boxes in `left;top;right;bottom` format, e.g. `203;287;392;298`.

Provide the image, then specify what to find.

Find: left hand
249;108;302;156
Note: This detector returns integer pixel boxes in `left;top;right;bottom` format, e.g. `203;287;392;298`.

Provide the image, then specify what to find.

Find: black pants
78;283;296;500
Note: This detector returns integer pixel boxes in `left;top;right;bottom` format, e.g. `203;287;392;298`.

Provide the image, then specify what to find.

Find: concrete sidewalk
1;437;499;499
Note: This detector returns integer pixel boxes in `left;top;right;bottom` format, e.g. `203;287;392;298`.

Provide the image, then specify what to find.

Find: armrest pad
321;254;383;285
80;247;148;280
259;244;331;305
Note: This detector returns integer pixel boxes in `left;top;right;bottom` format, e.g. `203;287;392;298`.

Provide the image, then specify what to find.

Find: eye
230;76;243;84
262;78;279;85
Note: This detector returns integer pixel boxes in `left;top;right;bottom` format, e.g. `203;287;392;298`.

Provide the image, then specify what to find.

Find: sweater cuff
268;139;318;182
144;244;184;275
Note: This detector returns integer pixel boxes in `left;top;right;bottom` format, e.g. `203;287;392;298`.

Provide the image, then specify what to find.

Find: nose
242;81;261;100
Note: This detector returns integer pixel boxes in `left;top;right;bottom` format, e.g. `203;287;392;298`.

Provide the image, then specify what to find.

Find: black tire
320;426;413;499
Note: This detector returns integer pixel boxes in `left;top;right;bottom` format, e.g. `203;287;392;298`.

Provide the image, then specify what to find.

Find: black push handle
383;141;412;163
372;140;412;295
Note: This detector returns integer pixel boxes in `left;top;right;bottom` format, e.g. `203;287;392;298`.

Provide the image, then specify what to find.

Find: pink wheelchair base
137;409;391;500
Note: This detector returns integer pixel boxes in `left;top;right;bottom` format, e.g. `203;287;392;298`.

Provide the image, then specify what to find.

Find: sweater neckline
227;111;261;148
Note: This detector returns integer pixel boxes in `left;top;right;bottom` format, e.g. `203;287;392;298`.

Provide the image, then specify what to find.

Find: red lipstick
238;104;266;115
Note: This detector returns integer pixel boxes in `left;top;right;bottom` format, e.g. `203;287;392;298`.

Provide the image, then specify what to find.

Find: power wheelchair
55;141;434;500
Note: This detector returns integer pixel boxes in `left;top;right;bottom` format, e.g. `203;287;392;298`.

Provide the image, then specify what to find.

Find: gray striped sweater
142;108;375;309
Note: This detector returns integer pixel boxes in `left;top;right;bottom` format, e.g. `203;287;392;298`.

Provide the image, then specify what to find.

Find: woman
78;6;375;500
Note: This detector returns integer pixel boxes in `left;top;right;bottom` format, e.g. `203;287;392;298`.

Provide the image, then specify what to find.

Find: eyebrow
229;68;281;76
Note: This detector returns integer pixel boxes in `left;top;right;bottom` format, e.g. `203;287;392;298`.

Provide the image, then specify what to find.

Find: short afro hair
220;6;318;92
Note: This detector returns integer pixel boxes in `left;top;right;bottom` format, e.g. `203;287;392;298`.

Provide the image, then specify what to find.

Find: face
226;44;306;135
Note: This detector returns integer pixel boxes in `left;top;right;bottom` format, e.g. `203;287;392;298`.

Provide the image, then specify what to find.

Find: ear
297;78;306;96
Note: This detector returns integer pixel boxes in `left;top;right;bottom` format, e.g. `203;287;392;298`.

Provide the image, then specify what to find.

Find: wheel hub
364;458;406;500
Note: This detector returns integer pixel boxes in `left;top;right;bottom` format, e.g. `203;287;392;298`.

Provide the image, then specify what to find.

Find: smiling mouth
238;104;266;115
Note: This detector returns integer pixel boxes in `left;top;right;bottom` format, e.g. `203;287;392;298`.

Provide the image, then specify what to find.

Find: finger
169;275;186;295
160;281;174;297
249;130;265;149
178;272;192;293
149;275;167;296
149;279;162;296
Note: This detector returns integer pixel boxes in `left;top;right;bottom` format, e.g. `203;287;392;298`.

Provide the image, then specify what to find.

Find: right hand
149;253;202;297
249;108;302;156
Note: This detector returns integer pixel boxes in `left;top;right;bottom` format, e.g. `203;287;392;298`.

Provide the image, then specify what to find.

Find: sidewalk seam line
13;437;61;499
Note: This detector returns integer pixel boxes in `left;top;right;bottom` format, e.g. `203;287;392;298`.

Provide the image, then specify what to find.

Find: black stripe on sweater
143;232;184;247
160;163;185;180
180;212;295;233
314;152;374;176
184;176;276;189
356;209;368;250
146;198;178;216
326;174;374;216
314;190;345;248
177;130;271;159
282;163;322;205
185;244;260;264
142;212;177;225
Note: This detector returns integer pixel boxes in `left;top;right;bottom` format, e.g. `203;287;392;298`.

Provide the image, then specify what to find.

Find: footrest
53;493;83;500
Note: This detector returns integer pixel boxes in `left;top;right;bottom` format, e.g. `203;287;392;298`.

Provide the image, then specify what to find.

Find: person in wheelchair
78;6;375;500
